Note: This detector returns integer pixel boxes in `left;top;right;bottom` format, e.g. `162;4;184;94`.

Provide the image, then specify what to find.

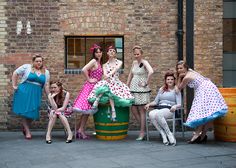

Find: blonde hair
132;45;143;54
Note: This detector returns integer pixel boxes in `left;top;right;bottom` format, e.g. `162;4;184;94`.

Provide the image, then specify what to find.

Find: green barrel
93;105;130;140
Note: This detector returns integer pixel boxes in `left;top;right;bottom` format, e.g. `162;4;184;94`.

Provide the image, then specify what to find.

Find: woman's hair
93;47;103;62
132;45;143;54
107;45;117;53
32;54;45;72
176;60;189;76
50;81;65;107
163;71;176;92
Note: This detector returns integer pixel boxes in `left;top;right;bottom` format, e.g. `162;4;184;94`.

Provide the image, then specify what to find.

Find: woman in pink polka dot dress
176;61;228;144
73;44;103;139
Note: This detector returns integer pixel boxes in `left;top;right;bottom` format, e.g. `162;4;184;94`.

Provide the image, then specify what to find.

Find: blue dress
13;72;46;120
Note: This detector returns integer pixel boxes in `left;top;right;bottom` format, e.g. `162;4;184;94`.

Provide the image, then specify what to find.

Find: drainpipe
176;0;183;61
186;0;194;113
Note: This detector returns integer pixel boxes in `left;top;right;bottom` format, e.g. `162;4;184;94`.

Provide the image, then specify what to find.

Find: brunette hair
162;71;176;92
106;45;117;53
93;47;103;62
132;45;143;54
50;81;65;107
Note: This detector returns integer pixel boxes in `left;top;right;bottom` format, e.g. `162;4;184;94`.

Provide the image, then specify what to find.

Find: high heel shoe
25;134;32;140
111;110;117;122
187;135;201;144
46;140;52;144
136;135;146;141
66;139;73;143
76;132;90;140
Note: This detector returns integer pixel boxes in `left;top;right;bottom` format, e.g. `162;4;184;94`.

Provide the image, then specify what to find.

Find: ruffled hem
184;108;228;128
88;85;134;107
73;107;97;115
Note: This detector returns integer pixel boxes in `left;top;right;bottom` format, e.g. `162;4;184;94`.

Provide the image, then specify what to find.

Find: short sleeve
15;64;29;75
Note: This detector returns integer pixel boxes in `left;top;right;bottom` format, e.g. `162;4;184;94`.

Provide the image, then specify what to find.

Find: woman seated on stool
144;71;182;146
46;81;73;144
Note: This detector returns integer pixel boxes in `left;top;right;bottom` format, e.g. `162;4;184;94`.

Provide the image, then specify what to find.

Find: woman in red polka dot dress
73;44;103;139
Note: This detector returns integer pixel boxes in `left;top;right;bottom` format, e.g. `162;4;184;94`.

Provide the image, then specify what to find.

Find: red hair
163;71;176;92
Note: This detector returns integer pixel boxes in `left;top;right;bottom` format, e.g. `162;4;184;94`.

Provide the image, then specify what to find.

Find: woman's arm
48;94;58;110
143;60;154;86
82;59;97;82
56;91;70;112
177;74;191;90
12;71;19;90
44;82;50;95
126;62;134;87
170;91;182;112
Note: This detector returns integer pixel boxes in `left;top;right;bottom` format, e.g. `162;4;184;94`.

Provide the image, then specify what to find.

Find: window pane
223;19;236;52
224;1;236;18
65;36;124;72
86;37;104;64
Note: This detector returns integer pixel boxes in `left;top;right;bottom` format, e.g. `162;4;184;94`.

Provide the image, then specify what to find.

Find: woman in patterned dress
46;81;73;144
12;54;50;139
176;60;228;143
73;44;103;139
127;46;154;140
88;46;134;121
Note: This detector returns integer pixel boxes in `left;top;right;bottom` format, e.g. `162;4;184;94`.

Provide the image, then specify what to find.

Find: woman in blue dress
12;54;50;139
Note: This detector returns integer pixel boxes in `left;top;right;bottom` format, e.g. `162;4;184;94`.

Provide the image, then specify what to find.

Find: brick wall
0;0;223;130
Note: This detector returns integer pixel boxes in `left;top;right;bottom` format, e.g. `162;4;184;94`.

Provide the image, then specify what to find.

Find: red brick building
0;0;233;130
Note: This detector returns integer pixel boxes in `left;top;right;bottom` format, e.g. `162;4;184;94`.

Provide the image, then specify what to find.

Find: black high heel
187;135;201;144
66;139;72;143
46;140;52;144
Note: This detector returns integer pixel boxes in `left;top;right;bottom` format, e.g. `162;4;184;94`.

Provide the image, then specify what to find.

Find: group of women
12;44;228;145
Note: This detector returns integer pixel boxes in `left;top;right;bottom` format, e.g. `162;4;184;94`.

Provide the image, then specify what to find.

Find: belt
25;80;42;86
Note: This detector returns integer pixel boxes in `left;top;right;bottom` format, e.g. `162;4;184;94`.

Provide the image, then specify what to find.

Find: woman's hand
179;72;186;78
144;104;150;111
138;81;147;87
48;110;55;120
170;106;176;112
13;85;18;90
88;78;98;83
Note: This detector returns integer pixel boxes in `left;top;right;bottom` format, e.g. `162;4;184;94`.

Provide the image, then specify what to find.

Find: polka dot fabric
73;63;103;114
88;59;134;107
184;71;228;128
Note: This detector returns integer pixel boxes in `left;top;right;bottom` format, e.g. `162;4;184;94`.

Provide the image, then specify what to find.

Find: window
223;1;236;87
65;36;124;74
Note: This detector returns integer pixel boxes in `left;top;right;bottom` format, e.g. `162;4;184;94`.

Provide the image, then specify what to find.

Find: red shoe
25;134;32;140
76;132;90;140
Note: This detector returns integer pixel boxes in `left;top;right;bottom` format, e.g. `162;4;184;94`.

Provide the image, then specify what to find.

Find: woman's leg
58;115;73;140
131;106;140;123
77;114;90;139
22;118;32;139
149;110;169;145
46;114;57;141
189;125;204;143
138;105;146;138
92;94;103;109
156;109;176;145
109;99;116;121
200;121;213;140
